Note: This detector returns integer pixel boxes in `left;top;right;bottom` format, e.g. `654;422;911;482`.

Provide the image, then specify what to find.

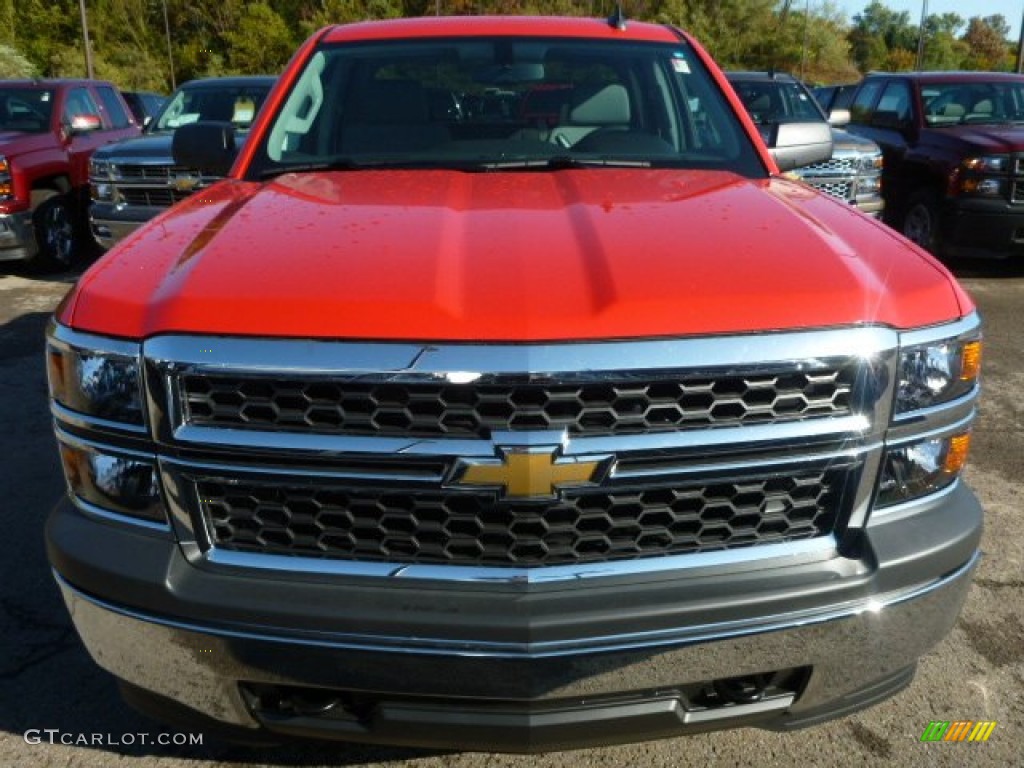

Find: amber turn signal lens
960;340;982;382
943;433;972;475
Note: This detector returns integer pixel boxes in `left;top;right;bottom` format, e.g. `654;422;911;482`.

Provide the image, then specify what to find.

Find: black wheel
29;193;76;271
902;188;940;254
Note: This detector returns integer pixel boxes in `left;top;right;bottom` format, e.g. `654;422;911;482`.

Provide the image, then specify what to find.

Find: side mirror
768;121;833;172
69;113;102;134
828;109;850;127
172;122;237;176
870;111;906;131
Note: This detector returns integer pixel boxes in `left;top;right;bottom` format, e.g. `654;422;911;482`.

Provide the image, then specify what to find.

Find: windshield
0;88;54;134
249;37;762;178
153;83;272;132
731;79;825;125
922;81;1024;126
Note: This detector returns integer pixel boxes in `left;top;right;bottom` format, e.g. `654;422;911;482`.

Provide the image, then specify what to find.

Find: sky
834;0;1022;39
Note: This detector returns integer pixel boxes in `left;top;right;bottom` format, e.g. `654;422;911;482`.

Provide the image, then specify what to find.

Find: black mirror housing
172;122;238;176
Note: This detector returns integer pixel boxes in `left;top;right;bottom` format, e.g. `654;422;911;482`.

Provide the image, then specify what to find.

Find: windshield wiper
259;159;365;180
260;156;654;179
259;157;459;180
481;156;652;170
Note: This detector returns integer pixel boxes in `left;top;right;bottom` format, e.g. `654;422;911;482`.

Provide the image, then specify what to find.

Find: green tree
226;2;295;73
963;15;1012;70
848;0;916;72
922;12;967;70
0;43;36;78
768;1;859;83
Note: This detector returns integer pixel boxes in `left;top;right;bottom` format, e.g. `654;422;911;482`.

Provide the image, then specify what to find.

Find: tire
902;188;940;254
29;192;76;272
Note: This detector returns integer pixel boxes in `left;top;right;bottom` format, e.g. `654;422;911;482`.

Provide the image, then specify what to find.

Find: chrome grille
149;330;897;576
195;464;852;566
113;164;198;181
807;179;853;201
181;367;857;438
117;188;193;207
801;157;856;174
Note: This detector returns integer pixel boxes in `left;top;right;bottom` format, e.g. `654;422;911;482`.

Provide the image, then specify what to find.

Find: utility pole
914;0;929;70
800;0;810;81
78;0;94;78
1016;7;1024;73
162;0;175;90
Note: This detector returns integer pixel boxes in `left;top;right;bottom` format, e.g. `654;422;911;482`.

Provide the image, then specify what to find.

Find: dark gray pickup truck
89;76;273;249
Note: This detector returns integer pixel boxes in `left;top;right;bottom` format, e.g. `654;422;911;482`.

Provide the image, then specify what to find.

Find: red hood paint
938;124;1024;153
65;170;970;341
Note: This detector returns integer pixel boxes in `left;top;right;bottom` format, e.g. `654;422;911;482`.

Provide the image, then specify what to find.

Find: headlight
859;152;883;171
91;182;115;202
47;331;144;426
959;177;1006;197
58;436;164;523
89;159;116;202
895;337;981;413
856;175;881;195
962;155;1008;173
89;158;111;178
0;154;12;200
876;432;970;508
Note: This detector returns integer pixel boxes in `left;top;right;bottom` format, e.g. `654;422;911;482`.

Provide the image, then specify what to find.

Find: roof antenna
608;2;627;30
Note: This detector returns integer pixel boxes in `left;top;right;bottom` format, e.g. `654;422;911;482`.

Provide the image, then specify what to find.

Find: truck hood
0;131;55;153
830;128;879;154
936;123;1024;153
91;132;175;161
67;169;970;341
91;129;255;161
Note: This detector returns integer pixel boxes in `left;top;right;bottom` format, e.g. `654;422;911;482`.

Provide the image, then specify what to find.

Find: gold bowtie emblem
453;449;610;499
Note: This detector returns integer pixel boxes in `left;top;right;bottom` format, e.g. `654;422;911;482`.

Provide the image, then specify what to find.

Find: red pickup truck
0;79;139;270
46;16;982;751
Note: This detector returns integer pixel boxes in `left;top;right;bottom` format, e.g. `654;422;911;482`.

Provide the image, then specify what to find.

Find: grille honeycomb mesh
197;467;846;566
182;367;855;438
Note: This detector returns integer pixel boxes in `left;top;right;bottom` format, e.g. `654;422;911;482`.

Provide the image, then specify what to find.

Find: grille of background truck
107;164;207;209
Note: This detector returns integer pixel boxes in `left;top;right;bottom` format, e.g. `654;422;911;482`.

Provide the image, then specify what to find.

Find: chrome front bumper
0;210;38;262
90;205;157;250
50;480;982;751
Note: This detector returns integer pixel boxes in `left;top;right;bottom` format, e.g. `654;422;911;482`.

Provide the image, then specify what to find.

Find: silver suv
728;72;883;217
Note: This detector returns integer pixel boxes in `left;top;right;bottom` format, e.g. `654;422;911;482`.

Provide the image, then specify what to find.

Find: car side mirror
768;121;833;172
172;122;238;176
871;111;905;130
69;113;103;134
828;109;850;127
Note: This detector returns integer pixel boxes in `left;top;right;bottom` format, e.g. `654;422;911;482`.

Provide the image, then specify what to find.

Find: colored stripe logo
920;721;996;742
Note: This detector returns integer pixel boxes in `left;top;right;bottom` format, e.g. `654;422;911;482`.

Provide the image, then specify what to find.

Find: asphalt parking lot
1;259;1021;768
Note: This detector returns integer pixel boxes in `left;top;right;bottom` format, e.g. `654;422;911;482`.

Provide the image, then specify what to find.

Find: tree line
0;0;1017;91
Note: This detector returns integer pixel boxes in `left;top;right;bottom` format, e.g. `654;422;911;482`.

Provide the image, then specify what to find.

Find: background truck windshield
155;84;272;132
252;37;762;176
0;88;54;134
922;81;1024;126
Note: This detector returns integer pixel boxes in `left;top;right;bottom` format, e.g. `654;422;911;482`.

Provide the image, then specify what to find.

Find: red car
46;15;982;751
0;79;140;270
